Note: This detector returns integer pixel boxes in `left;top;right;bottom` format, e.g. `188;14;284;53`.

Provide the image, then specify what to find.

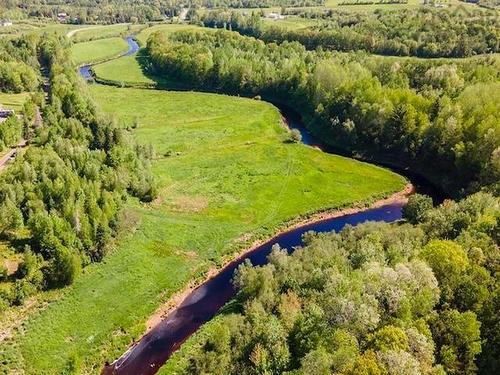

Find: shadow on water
76;44;446;375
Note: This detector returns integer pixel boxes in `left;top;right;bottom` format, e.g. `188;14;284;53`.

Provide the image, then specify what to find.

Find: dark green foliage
402;194;433;224
183;193;498;374
2;0;324;24
0;34;157;304
147;29;499;195
204;7;500;58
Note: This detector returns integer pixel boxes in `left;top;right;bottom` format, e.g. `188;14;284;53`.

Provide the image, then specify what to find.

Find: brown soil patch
172;195;208;213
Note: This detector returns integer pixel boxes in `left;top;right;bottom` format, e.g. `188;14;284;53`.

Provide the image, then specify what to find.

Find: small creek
77;39;441;375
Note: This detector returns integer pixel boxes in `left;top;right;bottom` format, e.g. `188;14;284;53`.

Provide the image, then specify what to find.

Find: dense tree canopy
1;0;325;23
180;193;499;375
201;7;500;58
147;29;500;195
0;33;156;309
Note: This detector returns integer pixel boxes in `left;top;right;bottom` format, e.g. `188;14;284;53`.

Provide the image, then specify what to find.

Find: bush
0;265;8;281
403;194;433;224
289;128;302;143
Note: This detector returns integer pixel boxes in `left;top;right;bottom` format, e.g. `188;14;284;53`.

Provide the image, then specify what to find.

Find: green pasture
0;83;405;373
0;92;30;111
68;23;146;42
71;37;129;66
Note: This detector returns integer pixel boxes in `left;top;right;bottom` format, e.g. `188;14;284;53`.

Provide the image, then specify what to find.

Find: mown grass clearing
71;37;129;66
93;50;156;85
0;92;29;111
68;23;146;42
91;24;205;85
1;84;405;373
135;23;202;45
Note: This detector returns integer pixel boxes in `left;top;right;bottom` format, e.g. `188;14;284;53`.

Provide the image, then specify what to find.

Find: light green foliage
146;29;500;195
166;193;498;375
0;116;22;151
0;82;404;373
403;194;434;224
371;326;409;352
205;6;499;58
431;309;482;375
420;240;469;300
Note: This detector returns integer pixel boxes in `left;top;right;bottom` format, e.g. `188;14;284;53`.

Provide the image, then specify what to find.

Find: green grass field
135;23;202;45
71;37;129;66
67;23;145;41
0;83;405;373
89;24;205;84
0;92;29;111
93;50;156;85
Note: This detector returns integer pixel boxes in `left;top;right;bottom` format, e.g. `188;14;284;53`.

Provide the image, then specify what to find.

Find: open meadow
0;92;30;112
0;82;405;373
71;37;129;66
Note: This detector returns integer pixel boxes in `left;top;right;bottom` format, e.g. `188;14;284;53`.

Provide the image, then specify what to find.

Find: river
79;36;139;80
77;38;441;375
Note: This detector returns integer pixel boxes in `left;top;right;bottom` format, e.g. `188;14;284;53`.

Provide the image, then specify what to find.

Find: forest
0;34;156;310
1;0;325;24
0;3;498;374
177;192;499;375
201;7;500;58
147;29;499;196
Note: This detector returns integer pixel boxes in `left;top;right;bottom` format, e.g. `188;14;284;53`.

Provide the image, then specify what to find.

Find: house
0;109;15;123
266;12;285;20
0;19;13;27
57;12;69;23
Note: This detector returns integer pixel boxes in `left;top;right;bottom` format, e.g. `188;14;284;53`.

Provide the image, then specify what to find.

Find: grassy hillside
0;84;405;374
71;37;129;66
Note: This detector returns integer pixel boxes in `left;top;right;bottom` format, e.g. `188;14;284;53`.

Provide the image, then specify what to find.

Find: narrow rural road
0;139;26;172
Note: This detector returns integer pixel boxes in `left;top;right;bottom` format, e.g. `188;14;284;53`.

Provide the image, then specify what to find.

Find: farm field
0;83;405;374
71;37;129;65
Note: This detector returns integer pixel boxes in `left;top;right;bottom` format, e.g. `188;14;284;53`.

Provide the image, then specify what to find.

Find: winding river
78;37;441;375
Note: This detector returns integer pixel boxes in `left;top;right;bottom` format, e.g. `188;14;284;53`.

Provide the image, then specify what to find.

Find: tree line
1;0;325;24
147;30;499;196
0;33;157;311
200;7;500;58
177;192;499;375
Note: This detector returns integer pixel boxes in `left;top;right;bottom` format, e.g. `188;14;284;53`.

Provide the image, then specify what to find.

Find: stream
77;38;441;375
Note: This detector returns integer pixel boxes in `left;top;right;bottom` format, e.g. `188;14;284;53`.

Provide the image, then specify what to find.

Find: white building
0;19;13;27
266;12;285;20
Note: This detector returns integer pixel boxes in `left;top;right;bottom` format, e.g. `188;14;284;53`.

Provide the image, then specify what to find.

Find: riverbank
145;182;413;333
1;83;406;374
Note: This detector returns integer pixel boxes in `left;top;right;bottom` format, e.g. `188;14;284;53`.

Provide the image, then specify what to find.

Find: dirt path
0;139;26;173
